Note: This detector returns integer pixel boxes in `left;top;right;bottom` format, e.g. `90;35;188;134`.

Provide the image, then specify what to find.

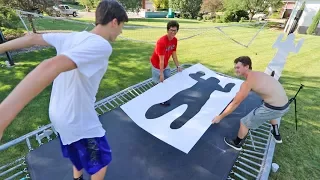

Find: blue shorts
58;135;112;175
151;65;171;83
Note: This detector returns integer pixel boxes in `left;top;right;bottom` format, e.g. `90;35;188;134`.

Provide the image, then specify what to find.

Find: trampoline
0;64;276;180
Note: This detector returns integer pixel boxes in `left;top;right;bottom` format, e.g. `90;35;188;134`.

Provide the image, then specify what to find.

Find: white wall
298;0;320;27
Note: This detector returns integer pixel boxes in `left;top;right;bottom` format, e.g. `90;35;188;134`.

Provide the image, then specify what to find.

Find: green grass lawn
0;18;319;179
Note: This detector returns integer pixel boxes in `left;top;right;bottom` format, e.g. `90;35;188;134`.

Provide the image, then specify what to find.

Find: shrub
1;27;25;41
0;7;21;30
239;17;245;23
307;9;320;35
215;18;223;23
235;10;249;22
222;10;235;23
203;14;214;20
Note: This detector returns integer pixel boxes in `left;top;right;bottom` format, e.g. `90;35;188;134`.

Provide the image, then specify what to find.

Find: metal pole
0;29;15;66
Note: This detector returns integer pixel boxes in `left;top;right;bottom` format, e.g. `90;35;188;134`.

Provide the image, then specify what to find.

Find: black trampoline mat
26;92;262;180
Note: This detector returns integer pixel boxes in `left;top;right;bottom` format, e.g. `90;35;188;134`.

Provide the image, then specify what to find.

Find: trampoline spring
112;99;120;106
232;171;247;180
123;92;132;99
117;95;125;104
136;86;145;94
239;156;262;167
240;153;263;163
236;160;260;173
250;130;269;137
234;165;257;178
146;82;153;88
262;122;271;127
139;85;148;91
107;102;115;108
0;157;25;171
144;82;152;89
135;87;143;94
246;139;267;147
25;138;33;151
121;94;129;102
4;170;25;180
244;144;266;152
128;89;137;97
102;104;110;111
0;163;24;177
260;124;272;130
249;134;268;142
243;149;264;157
255;128;271;134
35;134;43;146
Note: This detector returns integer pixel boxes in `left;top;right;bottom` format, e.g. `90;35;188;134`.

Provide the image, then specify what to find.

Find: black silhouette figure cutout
145;71;236;129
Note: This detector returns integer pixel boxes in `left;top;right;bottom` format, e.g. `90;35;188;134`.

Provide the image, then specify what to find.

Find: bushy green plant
239;17;245;23
0;7;20;30
307;9;320;35
1;27;24;41
235;10;249;21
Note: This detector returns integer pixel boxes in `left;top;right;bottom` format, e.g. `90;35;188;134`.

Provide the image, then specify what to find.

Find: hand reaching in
212;115;223;124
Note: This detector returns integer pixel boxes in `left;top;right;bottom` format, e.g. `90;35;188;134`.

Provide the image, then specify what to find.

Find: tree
152;0;169;10
171;0;203;19
118;0;142;12
78;0;100;12
307;9;320;35
0;0;55;33
201;0;223;13
223;0;283;21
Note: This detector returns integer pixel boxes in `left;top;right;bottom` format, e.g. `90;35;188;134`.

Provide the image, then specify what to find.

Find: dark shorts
58;135;112;175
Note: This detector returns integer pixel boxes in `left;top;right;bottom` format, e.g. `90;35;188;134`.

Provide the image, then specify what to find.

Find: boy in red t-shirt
150;20;182;83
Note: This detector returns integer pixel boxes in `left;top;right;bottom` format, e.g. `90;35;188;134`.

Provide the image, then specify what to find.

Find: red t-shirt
150;35;177;69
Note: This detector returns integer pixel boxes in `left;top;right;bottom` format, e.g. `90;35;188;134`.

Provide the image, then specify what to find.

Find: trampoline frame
0;64;277;180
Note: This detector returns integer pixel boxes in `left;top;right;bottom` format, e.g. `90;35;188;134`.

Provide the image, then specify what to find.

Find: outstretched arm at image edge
0;55;76;135
0;34;50;54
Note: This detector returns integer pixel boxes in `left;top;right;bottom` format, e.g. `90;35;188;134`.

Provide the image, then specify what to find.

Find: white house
285;0;320;35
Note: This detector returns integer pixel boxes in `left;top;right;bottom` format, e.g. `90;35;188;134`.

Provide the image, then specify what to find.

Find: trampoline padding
26;92;262;180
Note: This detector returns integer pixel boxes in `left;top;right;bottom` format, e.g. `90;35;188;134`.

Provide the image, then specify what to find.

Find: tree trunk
85;5;90;12
27;14;37;33
249;11;255;22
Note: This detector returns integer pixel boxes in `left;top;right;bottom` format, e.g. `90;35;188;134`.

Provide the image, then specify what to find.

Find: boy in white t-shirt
0;1;128;179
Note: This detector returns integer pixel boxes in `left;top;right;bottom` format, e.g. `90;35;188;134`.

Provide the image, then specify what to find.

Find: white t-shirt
42;31;112;145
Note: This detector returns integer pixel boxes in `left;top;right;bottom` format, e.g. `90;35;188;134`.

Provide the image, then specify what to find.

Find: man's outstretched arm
0;33;50;54
214;80;252;121
0;55;76;139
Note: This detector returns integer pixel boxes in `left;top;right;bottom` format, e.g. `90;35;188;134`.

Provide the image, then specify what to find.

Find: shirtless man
212;56;290;151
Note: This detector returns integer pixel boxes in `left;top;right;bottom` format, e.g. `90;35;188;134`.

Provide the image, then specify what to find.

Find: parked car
252;13;267;21
53;4;78;17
